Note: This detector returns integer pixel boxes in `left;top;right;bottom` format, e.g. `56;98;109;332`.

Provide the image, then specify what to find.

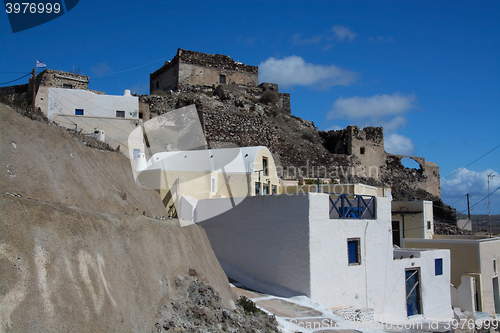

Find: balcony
328;193;376;219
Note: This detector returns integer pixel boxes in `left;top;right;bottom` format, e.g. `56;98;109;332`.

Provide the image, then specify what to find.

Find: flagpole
32;65;36;112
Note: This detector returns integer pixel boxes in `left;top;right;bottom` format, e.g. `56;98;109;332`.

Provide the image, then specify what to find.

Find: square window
435;258;443;276
348;238;361;265
116;110;125;118
219;74;226;84
75;109;84;116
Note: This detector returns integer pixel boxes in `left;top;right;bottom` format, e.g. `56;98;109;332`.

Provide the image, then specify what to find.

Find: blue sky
1;0;499;214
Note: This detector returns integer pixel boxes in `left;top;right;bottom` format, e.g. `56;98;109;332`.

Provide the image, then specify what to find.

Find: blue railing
327;193;376;219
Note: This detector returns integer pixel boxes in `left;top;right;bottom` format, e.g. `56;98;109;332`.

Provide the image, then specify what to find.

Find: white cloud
442;169;500;197
259;56;359;88
385;133;415;155
327;93;416;120
292;33;322;45
326;124;343;131
331;25;357;41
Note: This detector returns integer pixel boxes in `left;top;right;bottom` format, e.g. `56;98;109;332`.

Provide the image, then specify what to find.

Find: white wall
47;88;138;121
197;194;312;297
198;193;453;322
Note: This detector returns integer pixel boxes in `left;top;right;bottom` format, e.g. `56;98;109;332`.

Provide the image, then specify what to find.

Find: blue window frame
348;238;360;265
435;258;443;276
75;109;84;115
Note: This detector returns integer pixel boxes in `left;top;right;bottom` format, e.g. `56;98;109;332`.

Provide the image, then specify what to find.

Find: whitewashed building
391;200;500;317
36;84;141;158
196;191;453;322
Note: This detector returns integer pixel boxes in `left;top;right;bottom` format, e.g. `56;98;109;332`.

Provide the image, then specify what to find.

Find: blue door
406;269;421;316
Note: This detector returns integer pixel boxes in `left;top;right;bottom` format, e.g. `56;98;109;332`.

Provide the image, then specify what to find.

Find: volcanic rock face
139;84;442;201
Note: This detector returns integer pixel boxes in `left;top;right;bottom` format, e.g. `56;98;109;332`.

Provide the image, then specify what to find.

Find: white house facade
196;192;453;323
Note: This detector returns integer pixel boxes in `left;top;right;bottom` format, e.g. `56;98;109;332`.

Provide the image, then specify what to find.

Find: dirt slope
0;103;165;217
0;103;236;332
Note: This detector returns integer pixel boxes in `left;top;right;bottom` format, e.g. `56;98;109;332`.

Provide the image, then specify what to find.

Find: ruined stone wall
177;49;258;74
321;128;350;155
347;126;385;167
150;49;258;93
150;60;179;92
203;110;280;150
178;64;258;89
35;69;89;90
279;93;291;115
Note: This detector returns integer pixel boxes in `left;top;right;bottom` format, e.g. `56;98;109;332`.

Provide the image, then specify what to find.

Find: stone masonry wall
35;69;89;90
177;49;258;74
203;110;280;150
150;49;258;92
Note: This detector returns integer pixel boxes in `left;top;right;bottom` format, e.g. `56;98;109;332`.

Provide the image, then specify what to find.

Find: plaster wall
309;197;451;322
197;194;312;296
386;249;452;321
199;193;452;321
478;239;500;315
309;196;391;311
403;238;479;288
53;115;141;158
392;201;434;239
47;88;138;121
281;183;384;197
249;146;280;195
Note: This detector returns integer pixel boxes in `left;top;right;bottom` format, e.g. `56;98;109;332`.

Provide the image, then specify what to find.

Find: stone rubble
153;273;280;333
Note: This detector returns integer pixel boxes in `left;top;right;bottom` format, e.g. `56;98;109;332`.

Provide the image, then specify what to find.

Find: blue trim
327;193;376;219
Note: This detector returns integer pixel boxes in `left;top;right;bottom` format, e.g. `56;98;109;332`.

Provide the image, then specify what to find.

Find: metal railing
328;193;376;219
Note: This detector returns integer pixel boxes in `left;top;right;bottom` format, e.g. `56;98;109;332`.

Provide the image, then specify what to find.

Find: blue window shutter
435;258;443;276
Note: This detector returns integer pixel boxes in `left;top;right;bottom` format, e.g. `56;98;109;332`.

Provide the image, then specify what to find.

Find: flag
36;60;46;68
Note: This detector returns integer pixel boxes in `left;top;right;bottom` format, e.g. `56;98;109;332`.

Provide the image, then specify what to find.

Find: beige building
150;49;258;92
135;146;279;216
391;201;434;247
404;236;500;316
393;201;500;317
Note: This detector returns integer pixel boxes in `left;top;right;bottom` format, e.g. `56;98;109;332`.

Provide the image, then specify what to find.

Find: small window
219;74;226;84
262;157;268;176
255;182;260;196
494;259;497;273
272;185;277;194
133;149;140;159
75;109;84;115
435;258;443;276
360;147;365;155
116;110;125;118
347;238;361;265
427;220;432;230
63;84;72;89
211;177;216;193
139;112;143;119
